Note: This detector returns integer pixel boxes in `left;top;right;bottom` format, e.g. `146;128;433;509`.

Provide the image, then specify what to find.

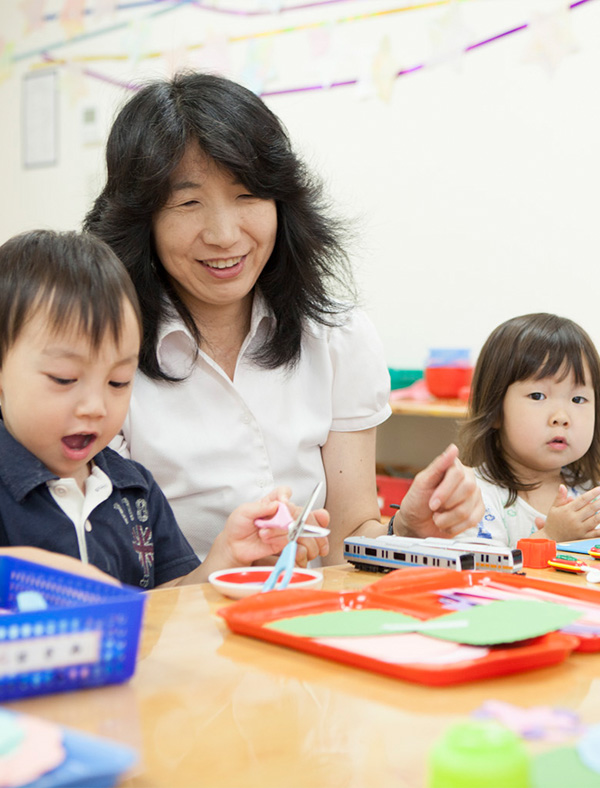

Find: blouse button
85;521;92;532
54;485;67;496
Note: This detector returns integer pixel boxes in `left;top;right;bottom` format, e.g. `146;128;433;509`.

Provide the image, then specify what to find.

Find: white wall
1;0;599;370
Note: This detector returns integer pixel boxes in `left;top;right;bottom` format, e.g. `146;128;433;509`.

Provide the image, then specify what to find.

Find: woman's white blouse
116;295;391;559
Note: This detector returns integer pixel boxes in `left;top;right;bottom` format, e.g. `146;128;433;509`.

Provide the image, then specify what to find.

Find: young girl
458;312;600;548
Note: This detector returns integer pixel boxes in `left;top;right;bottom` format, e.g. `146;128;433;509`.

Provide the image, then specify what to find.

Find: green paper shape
265;608;420;637
419;600;581;645
533;746;600;788
264;599;580;646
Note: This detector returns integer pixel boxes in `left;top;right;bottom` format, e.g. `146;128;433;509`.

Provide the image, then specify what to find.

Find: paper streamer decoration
12;0;598;97
522;6;579;76
21;0;47;33
60;0;86;39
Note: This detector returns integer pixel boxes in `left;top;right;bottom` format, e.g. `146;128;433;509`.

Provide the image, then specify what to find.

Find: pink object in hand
255;502;294;530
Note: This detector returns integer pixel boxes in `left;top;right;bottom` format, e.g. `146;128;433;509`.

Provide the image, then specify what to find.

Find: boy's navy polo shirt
0;423;200;588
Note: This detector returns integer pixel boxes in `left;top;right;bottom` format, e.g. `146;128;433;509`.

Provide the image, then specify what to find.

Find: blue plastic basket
0;557;146;701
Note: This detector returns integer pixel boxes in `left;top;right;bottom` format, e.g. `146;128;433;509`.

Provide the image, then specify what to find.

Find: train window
423;557;428;565
394;552;406;560
365;548;377;557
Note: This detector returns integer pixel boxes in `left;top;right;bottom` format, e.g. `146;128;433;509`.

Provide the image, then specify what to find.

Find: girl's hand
535;484;600;541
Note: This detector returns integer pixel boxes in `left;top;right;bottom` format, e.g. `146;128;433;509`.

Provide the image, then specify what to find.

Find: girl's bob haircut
459;312;600;504
0;229;142;366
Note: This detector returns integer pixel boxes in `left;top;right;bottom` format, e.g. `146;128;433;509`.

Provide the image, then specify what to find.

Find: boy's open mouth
62;433;96;450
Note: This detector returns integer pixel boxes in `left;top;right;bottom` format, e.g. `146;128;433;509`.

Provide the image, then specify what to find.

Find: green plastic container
428;721;531;788
388;368;423;391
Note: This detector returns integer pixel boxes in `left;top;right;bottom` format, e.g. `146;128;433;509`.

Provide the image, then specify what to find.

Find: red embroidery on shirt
132;523;154;581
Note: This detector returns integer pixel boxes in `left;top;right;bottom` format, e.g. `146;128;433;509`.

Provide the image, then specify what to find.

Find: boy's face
0;302;140;489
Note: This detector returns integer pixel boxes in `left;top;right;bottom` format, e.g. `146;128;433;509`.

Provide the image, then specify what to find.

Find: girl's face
152;144;277;321
499;362;595;482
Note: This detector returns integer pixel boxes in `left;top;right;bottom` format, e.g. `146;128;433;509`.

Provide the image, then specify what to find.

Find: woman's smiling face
152;144;278;317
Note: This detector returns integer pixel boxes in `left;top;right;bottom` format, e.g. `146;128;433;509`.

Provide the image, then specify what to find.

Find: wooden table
6;563;600;788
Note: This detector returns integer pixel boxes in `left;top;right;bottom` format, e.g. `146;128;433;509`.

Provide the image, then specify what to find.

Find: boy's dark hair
83;70;357;381
458;312;600;504
0;229;142;365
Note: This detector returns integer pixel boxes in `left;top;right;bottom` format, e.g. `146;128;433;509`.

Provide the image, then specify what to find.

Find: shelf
390;398;467;418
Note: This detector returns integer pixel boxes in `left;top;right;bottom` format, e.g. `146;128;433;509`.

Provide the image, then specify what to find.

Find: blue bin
0;556;146;700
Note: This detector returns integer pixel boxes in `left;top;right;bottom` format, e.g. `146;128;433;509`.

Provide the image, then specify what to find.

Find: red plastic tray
219;569;580;686
366;568;600;653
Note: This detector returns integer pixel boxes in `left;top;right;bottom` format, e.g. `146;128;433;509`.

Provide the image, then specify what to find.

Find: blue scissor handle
261;540;297;592
260;481;324;593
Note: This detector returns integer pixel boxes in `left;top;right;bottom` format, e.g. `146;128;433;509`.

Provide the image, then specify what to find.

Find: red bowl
425;366;473;399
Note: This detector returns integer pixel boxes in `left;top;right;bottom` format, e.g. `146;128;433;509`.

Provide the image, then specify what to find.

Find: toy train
343;535;523;574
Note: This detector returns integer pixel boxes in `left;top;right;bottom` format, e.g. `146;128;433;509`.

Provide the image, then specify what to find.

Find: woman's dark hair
84;70;356;381
458;312;600;504
0;229;142;365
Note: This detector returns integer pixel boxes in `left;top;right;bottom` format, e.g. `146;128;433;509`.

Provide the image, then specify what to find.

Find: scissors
261;481;324;592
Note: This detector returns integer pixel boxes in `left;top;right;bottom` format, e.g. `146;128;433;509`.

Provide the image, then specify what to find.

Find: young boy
0;229;328;588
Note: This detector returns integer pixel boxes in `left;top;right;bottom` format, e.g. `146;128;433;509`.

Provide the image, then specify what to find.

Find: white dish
208;566;323;599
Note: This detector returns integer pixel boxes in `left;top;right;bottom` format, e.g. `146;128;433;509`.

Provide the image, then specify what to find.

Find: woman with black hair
84;71;483;564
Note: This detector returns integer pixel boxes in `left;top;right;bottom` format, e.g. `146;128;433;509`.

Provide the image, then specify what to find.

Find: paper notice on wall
22;70;57;168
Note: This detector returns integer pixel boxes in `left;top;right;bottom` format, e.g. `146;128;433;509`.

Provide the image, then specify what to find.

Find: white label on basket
0;631;101;676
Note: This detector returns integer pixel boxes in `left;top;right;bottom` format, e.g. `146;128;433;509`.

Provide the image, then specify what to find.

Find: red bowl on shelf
424;366;473;399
